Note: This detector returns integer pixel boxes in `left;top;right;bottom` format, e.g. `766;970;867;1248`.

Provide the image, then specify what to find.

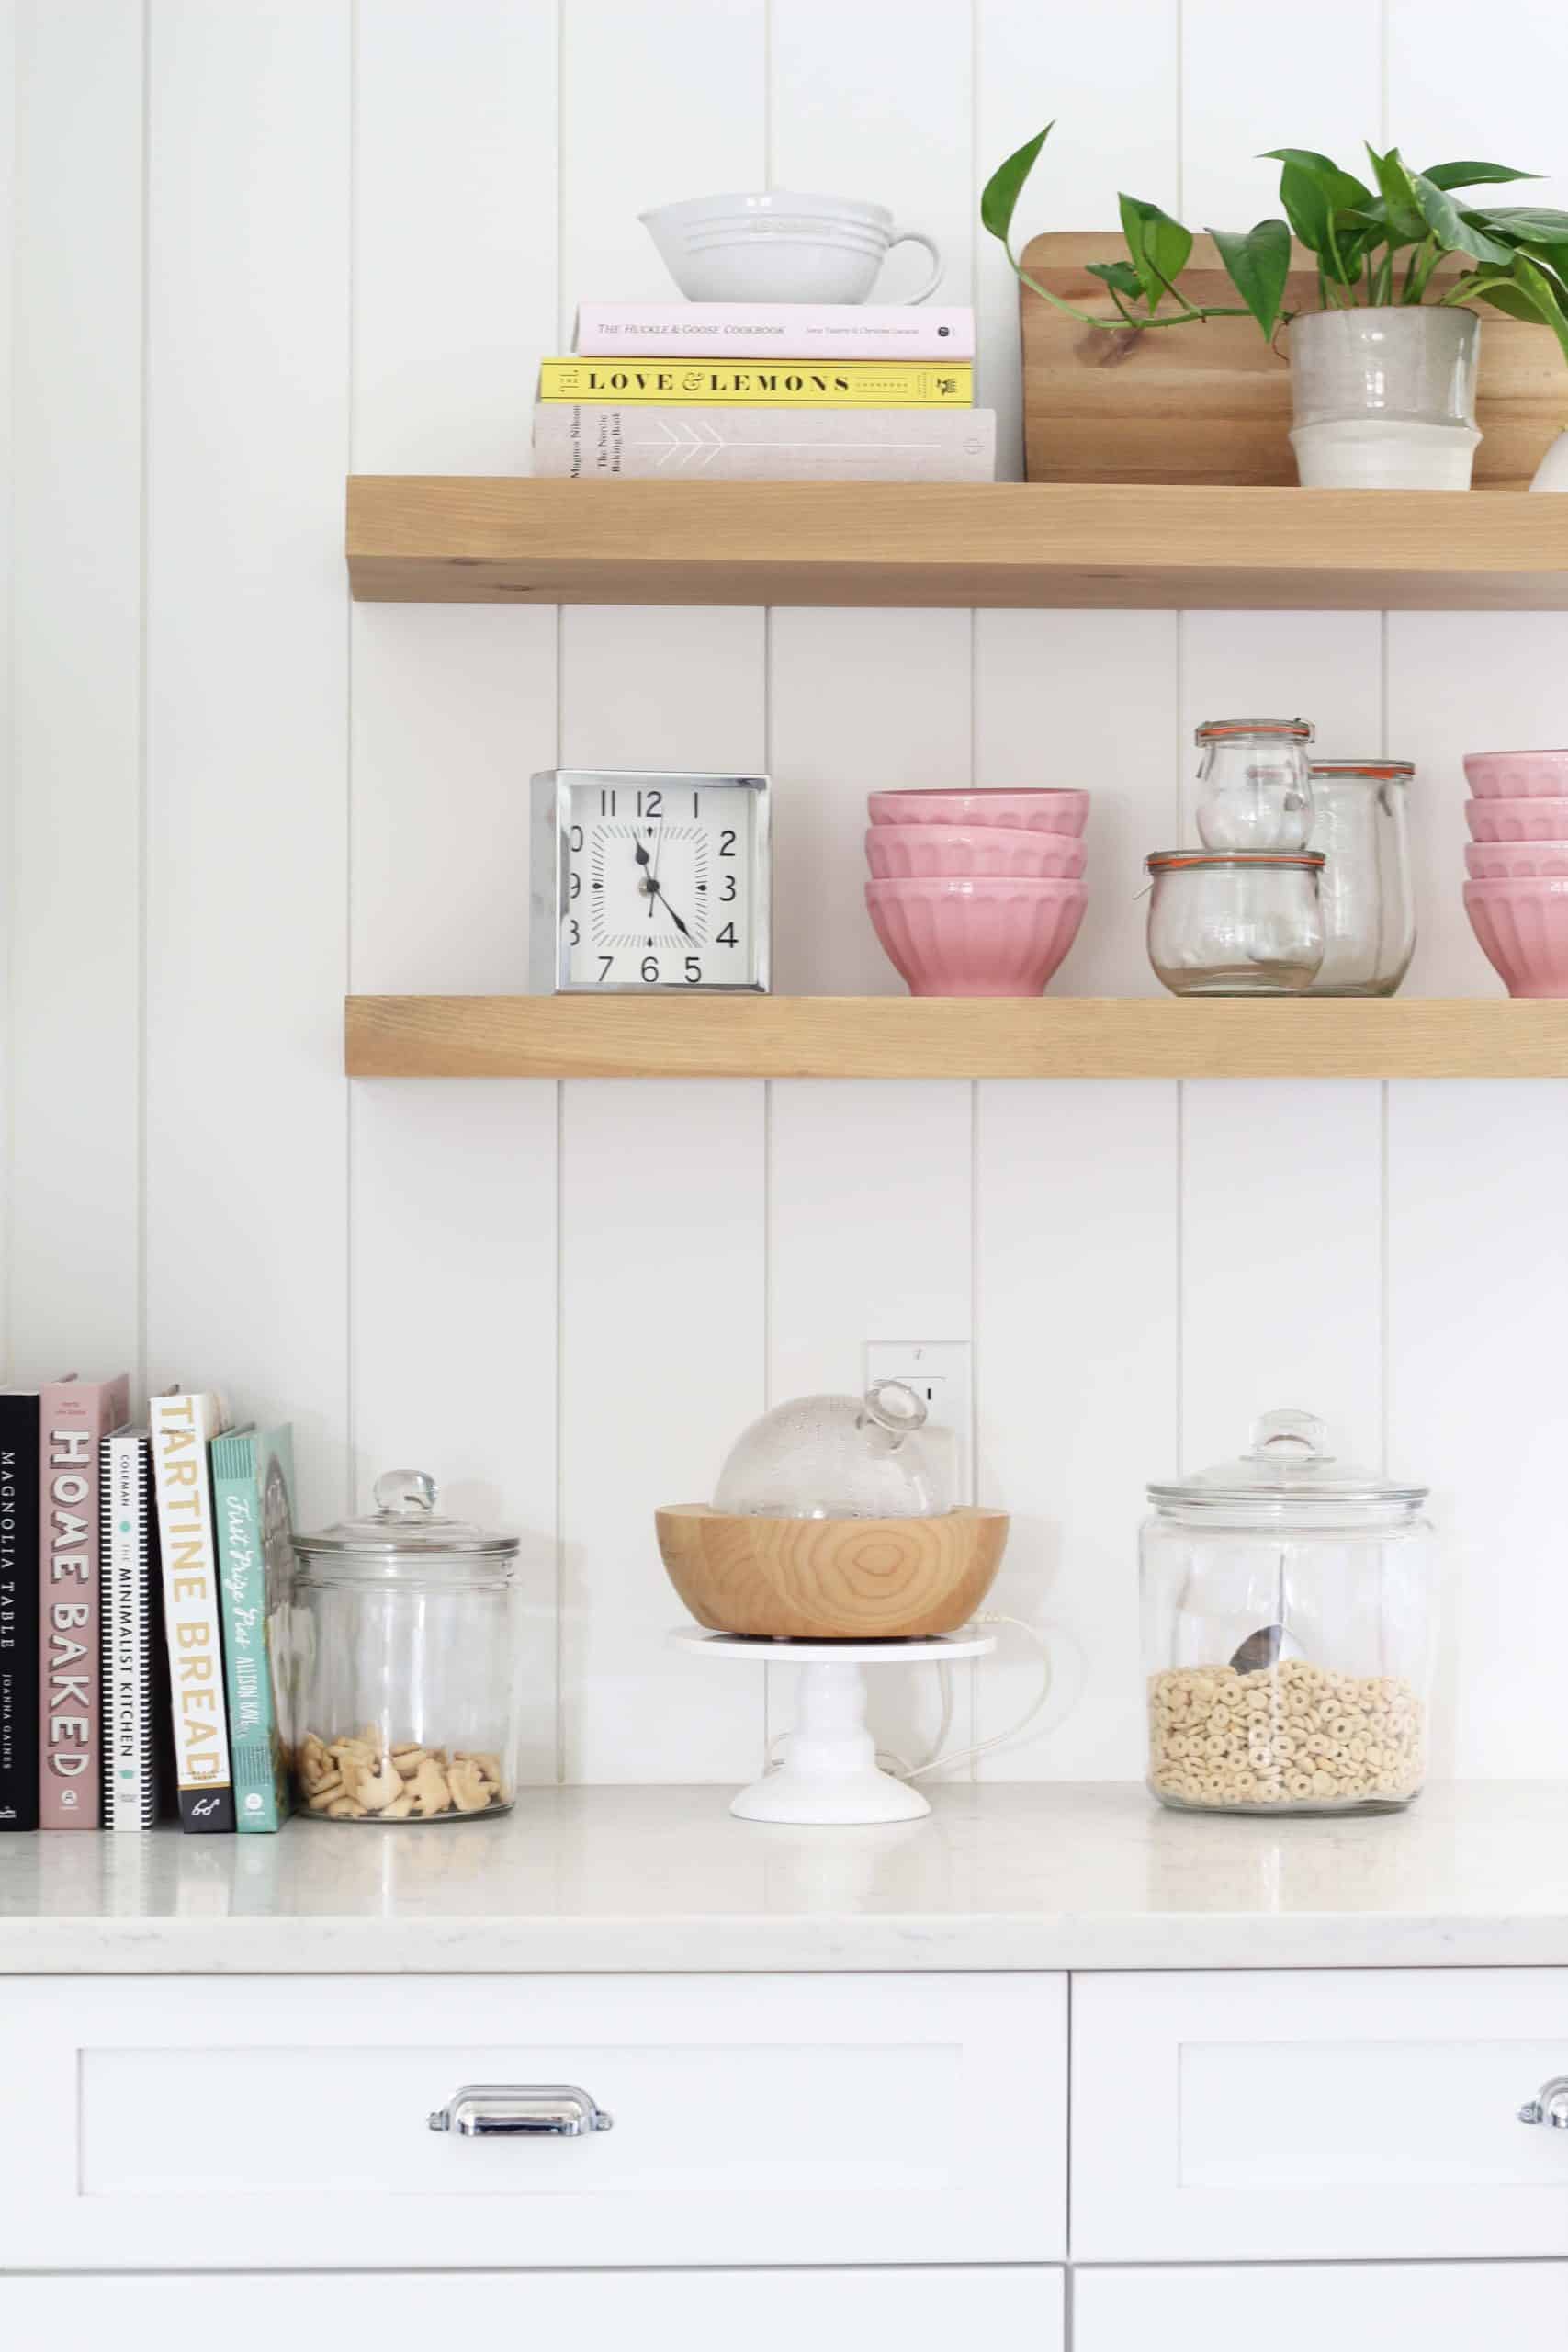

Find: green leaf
1084;258;1145;302
1413;174;1514;264
1366;144;1426;243
1422;160;1540;191
981;123;1052;243
1472;206;1568;243
1118;192;1194;308
1208;218;1292;338
1260;148;1372;210
1470;254;1568;363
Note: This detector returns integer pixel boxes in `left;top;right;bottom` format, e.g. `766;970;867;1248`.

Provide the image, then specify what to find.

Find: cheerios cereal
1147;1657;1422;1812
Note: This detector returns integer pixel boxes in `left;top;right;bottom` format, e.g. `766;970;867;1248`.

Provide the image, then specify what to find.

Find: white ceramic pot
1529;428;1568;489
640;190;943;306
1287;306;1481;489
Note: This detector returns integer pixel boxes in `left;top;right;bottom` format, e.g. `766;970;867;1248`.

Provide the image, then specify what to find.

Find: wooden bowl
655;1504;1009;1640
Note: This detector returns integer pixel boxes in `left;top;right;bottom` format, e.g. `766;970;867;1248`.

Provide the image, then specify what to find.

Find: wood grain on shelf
1019;232;1561;490
344;994;1568;1080
345;477;1568;612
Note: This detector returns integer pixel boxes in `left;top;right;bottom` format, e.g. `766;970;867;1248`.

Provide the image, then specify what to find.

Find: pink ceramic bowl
1463;749;1568;798
1463;876;1568;997
864;822;1087;881
1465;839;1568;879
865;876;1087;997
1466;797;1568;842
866;787;1089;838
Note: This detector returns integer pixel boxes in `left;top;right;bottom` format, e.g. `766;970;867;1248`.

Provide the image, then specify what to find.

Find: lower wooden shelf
344;994;1568;1080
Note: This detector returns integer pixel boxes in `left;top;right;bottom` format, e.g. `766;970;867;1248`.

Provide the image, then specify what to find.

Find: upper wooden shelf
345;995;1568;1081
346;478;1568;610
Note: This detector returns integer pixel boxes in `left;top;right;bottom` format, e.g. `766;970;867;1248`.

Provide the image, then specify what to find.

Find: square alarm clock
529;768;772;993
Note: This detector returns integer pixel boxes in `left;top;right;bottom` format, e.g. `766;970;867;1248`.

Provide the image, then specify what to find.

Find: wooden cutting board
1019;232;1565;487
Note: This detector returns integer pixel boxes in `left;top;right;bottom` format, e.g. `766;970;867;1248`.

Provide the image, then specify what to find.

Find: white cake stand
671;1626;996;1825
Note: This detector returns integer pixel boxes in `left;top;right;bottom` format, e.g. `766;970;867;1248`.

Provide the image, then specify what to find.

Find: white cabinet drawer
1074;1968;1568;2259
0;1972;1065;2270
1077;2264;1560;2346
1;2269;1065;2349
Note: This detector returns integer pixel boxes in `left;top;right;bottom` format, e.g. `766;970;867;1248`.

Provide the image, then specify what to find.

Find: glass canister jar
290;1470;520;1823
1145;850;1325;994
1307;758;1416;996
1194;718;1314;850
1141;1410;1434;1815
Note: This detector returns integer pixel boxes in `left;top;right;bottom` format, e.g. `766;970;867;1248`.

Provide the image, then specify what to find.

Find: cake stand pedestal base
670;1628;996;1825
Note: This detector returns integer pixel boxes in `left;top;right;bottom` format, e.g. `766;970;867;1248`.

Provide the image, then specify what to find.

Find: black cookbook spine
0;1396;41;1829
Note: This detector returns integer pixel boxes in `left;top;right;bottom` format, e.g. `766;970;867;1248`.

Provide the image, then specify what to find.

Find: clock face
563;775;762;989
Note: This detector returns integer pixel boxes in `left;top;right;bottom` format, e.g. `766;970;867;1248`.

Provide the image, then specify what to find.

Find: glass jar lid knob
1247;1408;1331;1467
373;1468;439;1518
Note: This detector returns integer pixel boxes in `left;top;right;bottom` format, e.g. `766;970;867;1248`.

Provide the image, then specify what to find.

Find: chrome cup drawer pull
427;2083;614;2138
1518;2075;1568;2129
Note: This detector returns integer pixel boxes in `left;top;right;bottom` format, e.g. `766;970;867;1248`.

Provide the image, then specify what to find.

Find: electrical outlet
864;1340;973;1504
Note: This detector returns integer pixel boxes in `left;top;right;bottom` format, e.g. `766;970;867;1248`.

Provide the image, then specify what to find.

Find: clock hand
647;877;694;940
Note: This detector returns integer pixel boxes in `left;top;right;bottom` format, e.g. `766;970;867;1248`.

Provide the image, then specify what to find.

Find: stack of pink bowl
863;788;1090;997
1464;751;1568;997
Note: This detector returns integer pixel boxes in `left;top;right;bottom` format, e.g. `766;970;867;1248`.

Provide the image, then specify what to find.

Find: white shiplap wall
6;0;1568;1786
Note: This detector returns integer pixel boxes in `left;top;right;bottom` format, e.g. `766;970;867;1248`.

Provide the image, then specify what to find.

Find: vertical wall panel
765;0;978;1770
557;611;768;1781
1387;0;1568;212
1180;0;1382;222
556;0;768;1782
1178;617;1386;1471
976;1081;1179;1777
1388;1083;1568;1777
8;0;143;1384
350;1;560;1768
143;1;351;1525
1388;613;1568;997
975;0;1178;481
0;0;14;1377
975;610;1178;996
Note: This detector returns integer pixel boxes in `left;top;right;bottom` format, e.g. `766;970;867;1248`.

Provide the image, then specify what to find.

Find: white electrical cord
896;1613;1053;1782
760;1613;1053;1783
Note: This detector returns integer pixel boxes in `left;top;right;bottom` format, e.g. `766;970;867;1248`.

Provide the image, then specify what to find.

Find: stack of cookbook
533;300;995;481
0;1376;295;1837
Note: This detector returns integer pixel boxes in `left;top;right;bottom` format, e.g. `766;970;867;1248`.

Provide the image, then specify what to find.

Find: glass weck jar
290;1470;521;1823
1141;1410;1434;1815
1306;758;1416;997
1145;849;1325;995
1194;718;1314;850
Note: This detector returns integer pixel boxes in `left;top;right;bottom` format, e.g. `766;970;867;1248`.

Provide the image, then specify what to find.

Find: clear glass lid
294;1469;519;1578
714;1381;949;1520
1147;1408;1427;1516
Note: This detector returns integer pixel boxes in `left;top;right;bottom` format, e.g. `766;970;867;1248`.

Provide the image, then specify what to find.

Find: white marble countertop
2;1781;1565;1973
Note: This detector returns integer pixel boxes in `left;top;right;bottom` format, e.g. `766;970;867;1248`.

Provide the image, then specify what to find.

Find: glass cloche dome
714;1381;949;1520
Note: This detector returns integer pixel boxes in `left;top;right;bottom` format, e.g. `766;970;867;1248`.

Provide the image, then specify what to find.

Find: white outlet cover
864;1340;972;1505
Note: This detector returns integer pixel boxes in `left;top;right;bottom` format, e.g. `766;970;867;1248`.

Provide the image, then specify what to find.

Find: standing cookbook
150;1388;234;1831
39;1374;129;1827
211;1424;297;1833
0;1388;42;1830
101;1426;164;1831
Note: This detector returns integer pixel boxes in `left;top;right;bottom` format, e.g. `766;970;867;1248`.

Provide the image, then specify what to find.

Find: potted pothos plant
982;124;1568;489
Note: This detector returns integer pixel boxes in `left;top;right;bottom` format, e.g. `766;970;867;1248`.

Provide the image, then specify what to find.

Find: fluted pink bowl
1466;797;1568;842
1463;876;1568;997
865;876;1087;997
864;822;1087;881
1465;839;1568;879
1463;749;1568;798
867;787;1089;838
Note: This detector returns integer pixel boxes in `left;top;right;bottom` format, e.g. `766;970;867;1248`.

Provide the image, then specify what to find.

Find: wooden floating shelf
345;995;1568;1082
346;478;1568;611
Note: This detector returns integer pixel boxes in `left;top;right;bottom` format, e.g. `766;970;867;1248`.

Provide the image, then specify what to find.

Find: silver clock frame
529;768;772;994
